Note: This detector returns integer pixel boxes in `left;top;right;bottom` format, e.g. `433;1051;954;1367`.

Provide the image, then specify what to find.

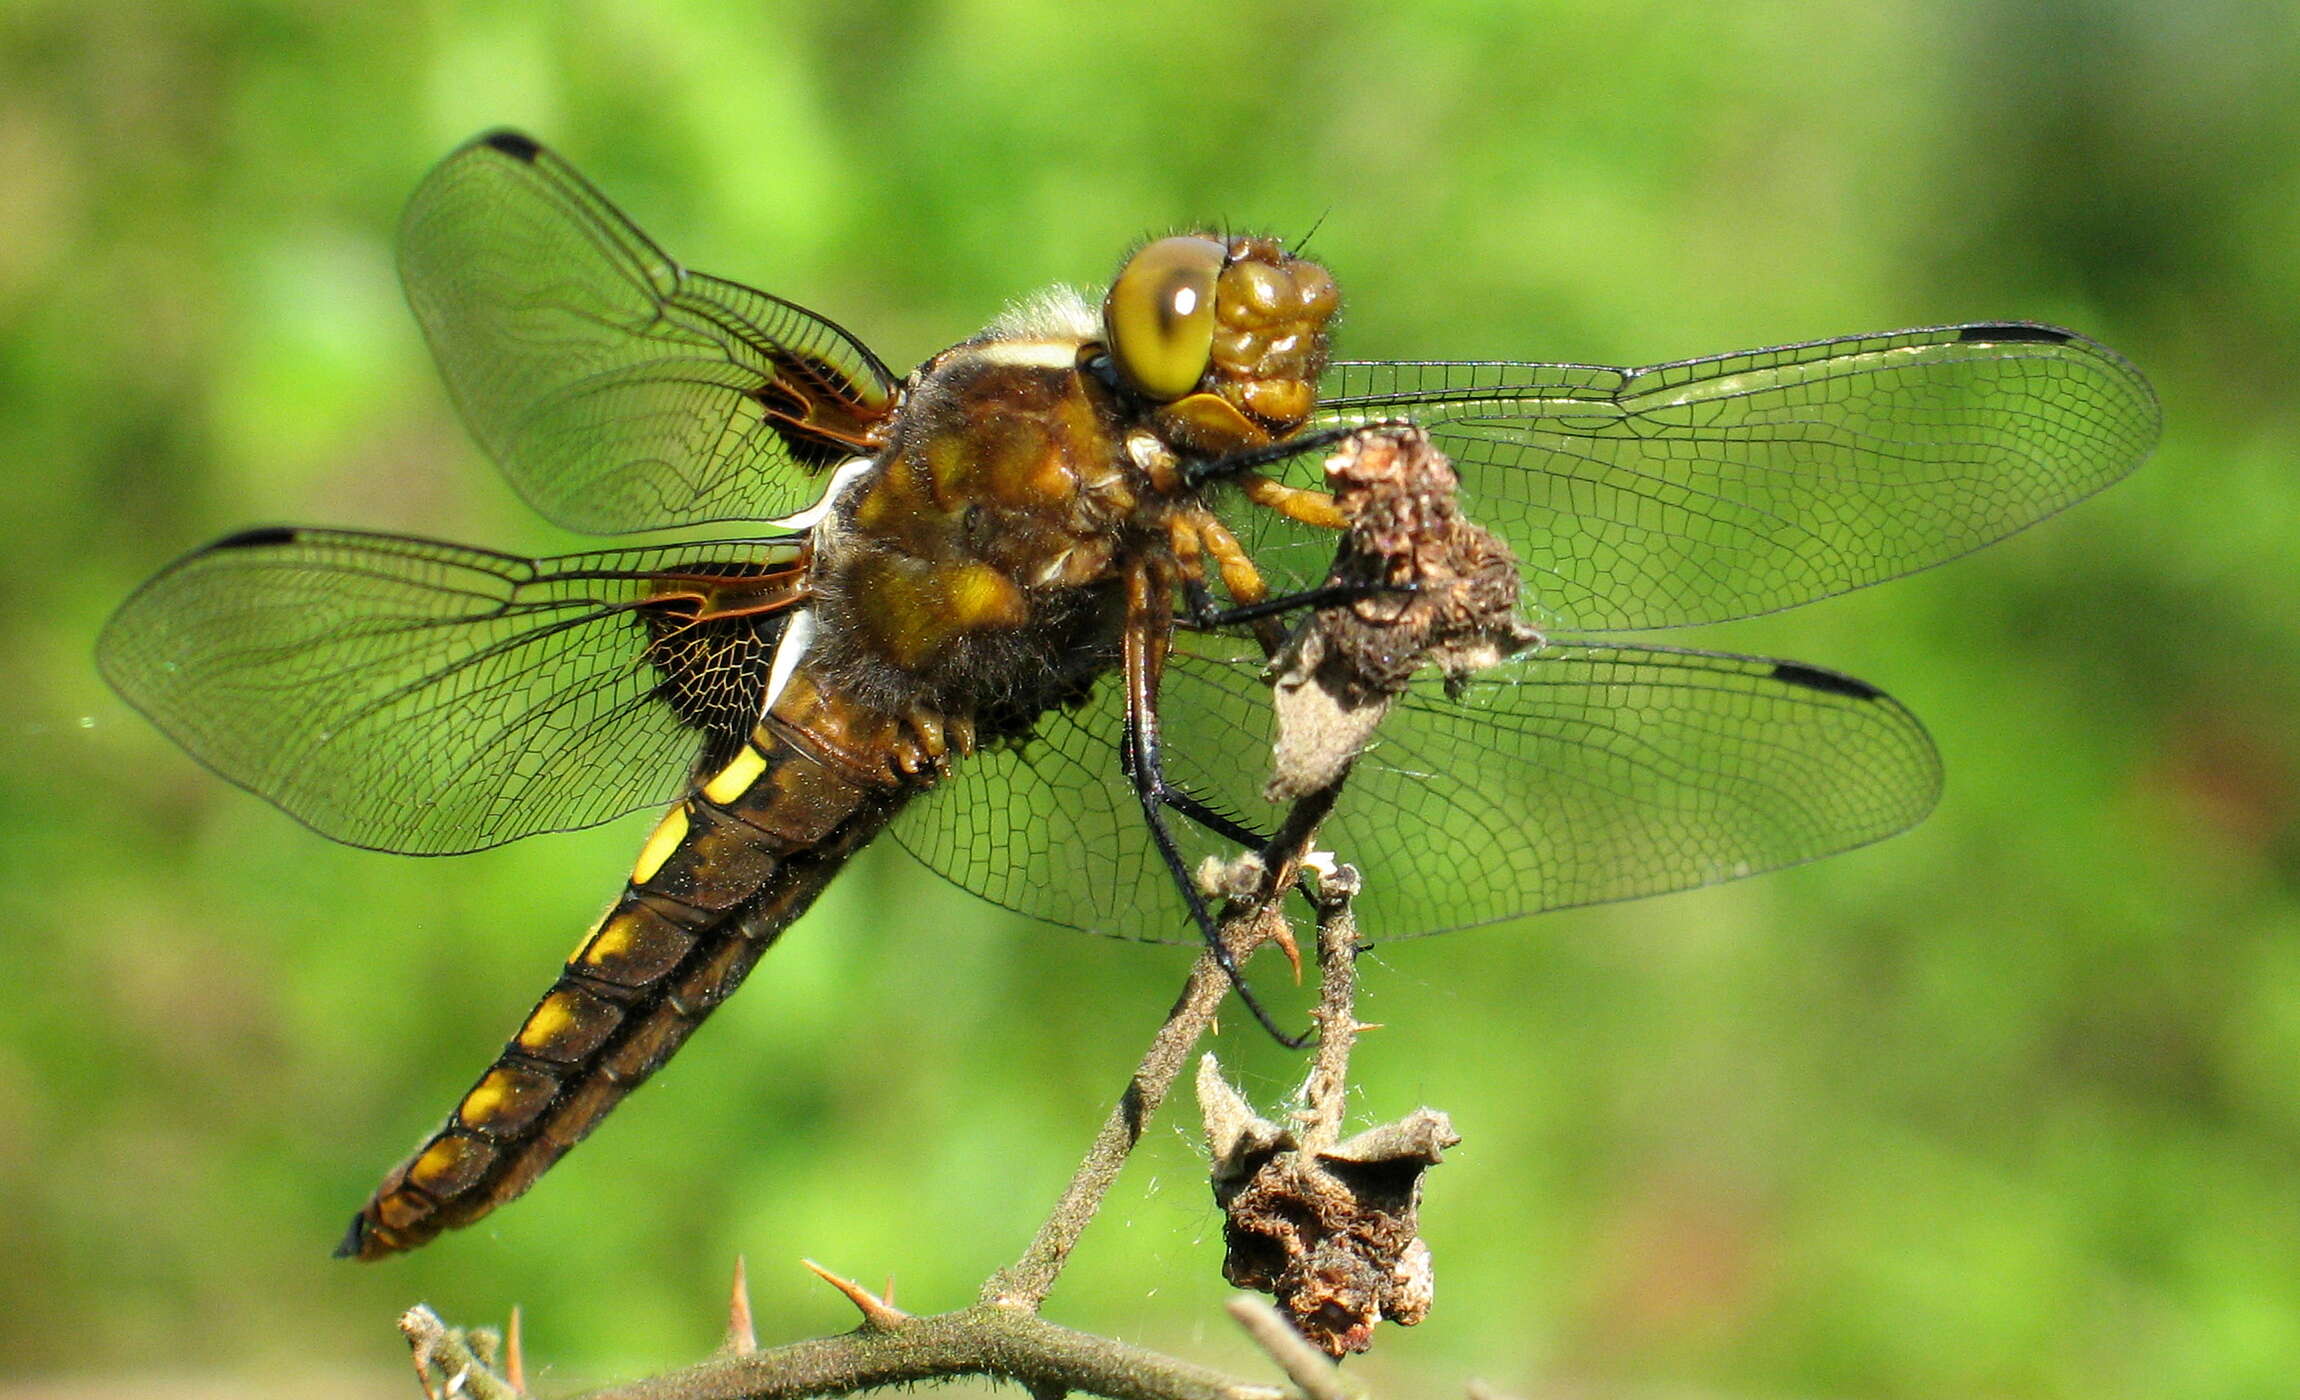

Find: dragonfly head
1102;233;1338;456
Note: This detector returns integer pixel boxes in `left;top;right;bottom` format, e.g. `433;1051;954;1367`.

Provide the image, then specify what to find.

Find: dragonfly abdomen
338;713;911;1260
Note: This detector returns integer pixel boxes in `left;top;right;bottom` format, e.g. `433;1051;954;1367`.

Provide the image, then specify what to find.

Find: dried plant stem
576;1302;1288;1400
1300;895;1363;1153
1225;1298;1360;1400
983;755;1355;1312
401;1306;523;1400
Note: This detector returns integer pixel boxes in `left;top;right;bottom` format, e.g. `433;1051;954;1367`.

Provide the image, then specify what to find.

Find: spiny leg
1186;579;1417;632
1181;423;1367;489
1121;562;1309;1047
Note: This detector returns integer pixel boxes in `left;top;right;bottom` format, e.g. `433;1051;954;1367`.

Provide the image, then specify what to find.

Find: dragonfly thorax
803;328;1151;719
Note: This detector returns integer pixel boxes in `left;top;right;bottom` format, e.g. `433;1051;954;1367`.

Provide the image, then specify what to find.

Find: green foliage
3;2;2296;1396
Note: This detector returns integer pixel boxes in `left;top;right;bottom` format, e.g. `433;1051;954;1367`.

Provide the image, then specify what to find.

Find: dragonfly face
97;130;2160;1259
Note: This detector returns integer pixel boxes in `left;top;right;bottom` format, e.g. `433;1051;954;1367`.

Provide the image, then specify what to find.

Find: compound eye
1102;235;1224;402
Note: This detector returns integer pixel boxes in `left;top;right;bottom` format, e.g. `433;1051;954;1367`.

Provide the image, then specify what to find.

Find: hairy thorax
805;331;1165;721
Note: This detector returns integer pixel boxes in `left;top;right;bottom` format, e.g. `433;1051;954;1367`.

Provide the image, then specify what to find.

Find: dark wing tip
1769;660;1887;701
478;129;545;163
1958;322;2074;345
212;525;301;550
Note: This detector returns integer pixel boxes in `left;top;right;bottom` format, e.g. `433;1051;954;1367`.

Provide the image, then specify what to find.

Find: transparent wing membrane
401;131;899;535
98;528;801;854
1199;642;1939;939
1286;324;2159;630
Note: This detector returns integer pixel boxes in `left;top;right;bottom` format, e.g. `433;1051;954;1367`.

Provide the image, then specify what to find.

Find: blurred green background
4;2;2297;1397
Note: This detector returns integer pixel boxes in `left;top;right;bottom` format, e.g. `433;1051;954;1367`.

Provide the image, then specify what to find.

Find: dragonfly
98;130;2159;1260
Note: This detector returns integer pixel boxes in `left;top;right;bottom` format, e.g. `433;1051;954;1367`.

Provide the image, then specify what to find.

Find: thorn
1353;1020;1384;1034
1271;920;1303;981
724;1255;758;1356
882;1274;897;1310
505;1306;526;1394
802;1258;912;1330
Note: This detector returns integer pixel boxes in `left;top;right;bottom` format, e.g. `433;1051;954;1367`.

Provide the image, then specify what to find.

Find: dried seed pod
1199;1056;1458;1356
1268;425;1541;801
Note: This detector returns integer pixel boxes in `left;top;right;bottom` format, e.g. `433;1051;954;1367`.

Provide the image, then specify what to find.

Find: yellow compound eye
1102;235;1225;402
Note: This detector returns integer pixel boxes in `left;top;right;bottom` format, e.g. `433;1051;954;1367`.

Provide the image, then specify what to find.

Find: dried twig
1226;1297;1360;1400
401;1304;524;1400
1300;884;1366;1153
1199;888;1456;1357
575;1300;1288;1400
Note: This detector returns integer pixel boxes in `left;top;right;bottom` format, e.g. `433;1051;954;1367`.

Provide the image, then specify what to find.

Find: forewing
97;528;800;854
401;130;900;534
1285;325;2158;630
1159;641;1941;939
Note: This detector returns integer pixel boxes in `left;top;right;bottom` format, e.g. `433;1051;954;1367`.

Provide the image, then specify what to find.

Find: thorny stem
576;1304;1288;1400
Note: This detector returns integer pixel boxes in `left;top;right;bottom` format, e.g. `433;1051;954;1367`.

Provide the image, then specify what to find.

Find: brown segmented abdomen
338;705;911;1260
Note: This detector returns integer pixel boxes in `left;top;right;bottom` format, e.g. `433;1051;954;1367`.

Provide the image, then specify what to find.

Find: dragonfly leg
1180;423;1366;488
1188;578;1416;631
1167;481;1406;635
1235;470;1346;531
1161;784;1268;849
1192;510;1276;610
1123;563;1309;1048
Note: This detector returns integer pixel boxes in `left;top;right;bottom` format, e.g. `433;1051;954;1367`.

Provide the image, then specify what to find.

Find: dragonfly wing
1302;324;2158;630
401;130;900;535
895;634;1937;943
98;527;802;854
1156;640;1942;940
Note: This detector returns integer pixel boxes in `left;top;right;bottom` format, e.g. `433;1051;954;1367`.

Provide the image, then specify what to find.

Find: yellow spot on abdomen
375;1190;428;1232
573;905;696;985
408;1133;495;1196
460;1076;511;1126
578;913;633;966
631;803;690;884
517;994;575;1052
515;987;622;1062
459;1065;556;1134
701;744;768;804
